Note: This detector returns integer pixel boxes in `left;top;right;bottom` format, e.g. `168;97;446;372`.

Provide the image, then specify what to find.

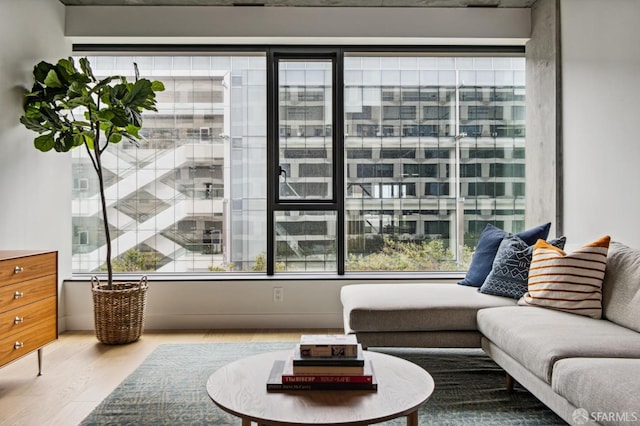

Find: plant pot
91;276;149;345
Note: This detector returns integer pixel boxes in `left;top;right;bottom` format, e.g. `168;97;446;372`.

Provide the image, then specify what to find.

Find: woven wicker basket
91;276;149;345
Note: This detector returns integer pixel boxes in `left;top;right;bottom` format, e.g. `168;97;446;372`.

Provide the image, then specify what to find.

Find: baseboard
63;312;343;331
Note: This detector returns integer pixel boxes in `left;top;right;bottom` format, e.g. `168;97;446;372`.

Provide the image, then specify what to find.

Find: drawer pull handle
14;291;24;299
14;342;24;350
14;266;24;274
14;316;24;325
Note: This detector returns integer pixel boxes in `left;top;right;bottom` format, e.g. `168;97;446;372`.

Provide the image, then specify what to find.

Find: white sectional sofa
341;241;640;426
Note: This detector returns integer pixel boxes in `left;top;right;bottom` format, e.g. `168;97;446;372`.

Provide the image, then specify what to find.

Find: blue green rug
80;342;565;425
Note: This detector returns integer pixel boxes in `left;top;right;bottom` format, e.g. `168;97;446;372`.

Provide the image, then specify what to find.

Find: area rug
80;342;565;425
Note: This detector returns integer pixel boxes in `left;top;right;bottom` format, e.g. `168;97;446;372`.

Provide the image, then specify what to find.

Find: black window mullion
335;48;345;275
266;48;278;275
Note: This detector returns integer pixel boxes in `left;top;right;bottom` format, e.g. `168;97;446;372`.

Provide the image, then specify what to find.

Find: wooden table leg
241;418;251;426
506;372;514;393
406;410;418;426
37;348;43;376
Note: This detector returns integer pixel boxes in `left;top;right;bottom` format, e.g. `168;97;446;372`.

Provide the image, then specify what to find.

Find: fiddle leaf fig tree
20;57;165;289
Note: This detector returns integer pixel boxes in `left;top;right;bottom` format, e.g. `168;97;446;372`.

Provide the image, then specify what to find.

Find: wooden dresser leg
37;348;43;376
505;373;514;393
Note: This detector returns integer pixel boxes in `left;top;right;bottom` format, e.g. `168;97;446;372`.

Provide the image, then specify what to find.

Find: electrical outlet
273;287;284;303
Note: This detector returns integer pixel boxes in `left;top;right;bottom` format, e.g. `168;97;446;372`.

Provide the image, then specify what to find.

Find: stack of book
266;334;377;392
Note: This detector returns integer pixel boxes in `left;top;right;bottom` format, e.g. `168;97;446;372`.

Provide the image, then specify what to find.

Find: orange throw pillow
518;235;611;319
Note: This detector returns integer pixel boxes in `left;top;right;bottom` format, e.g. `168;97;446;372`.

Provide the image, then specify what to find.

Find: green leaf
54;59;75;86
40;107;65;129
73;134;86;147
24;86;44;102
125;108;143;128
97;109;115;122
124;79;153;107
58;132;76;152
125;124;140;139
44;70;63;88
109;133;122;143
109;107;129;127
34;133;55;151
83;133;95;150
95;76;117;91
23;106;42;119
71;120;92;128
79;57;96;82
33;62;55;84
151;80;165;92
68;80;88;98
120;132;140;147
73;131;94;148
19;116;49;133
109;82;128;102
64;96;93;109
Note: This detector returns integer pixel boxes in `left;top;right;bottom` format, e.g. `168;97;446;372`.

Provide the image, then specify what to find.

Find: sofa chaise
341;241;640;426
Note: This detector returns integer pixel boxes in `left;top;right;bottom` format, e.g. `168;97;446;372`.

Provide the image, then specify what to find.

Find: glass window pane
72;54;267;274
344;55;525;272
278;60;333;201
275;211;337;272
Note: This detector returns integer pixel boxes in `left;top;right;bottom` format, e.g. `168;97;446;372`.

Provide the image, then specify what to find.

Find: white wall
561;0;640;248
64;276;459;330
0;1;72;329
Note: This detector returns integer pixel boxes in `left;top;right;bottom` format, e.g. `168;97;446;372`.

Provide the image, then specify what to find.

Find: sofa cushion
480;235;566;299
458;222;551;287
552;358;640;426
602;241;640;332
477;305;640;383
341;283;516;334
518;236;610;319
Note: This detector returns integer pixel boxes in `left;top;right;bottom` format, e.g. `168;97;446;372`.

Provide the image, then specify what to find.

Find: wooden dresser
0;250;58;375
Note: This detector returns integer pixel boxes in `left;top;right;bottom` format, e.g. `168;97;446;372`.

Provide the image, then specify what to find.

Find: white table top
207;349;434;426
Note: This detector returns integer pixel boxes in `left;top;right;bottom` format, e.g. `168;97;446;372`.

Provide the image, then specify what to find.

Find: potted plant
19;57;164;344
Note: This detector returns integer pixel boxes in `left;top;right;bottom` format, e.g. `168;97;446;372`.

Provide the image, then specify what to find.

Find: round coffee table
206;349;434;426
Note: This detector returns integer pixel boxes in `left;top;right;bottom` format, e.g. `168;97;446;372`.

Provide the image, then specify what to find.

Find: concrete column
525;0;562;236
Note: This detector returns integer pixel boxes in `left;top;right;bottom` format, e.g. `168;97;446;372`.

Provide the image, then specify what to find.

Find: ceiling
59;0;536;7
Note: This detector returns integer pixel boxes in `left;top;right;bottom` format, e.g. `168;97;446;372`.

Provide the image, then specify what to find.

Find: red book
282;373;373;384
282;358;374;383
266;360;377;392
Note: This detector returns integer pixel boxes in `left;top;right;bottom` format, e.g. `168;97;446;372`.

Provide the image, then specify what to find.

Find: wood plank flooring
0;329;341;426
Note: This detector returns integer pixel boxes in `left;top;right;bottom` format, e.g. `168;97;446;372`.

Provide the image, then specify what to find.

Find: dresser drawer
0;252;56;287
0;317;57;367
0;275;57;312
0;297;56;337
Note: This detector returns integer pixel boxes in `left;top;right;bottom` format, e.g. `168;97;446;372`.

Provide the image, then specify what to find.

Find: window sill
66;271;465;282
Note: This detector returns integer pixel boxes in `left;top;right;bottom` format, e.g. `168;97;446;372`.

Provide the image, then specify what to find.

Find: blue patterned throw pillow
458;222;551;287
479;235;566;299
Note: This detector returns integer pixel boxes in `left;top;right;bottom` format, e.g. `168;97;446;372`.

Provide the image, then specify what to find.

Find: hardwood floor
0;329;341;426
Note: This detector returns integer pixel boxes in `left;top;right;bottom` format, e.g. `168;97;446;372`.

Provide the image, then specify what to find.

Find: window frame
72;44;525;278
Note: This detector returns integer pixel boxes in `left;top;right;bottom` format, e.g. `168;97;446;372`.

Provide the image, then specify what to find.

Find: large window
71;52;525;275
343;55;525;272
72;55;267;273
